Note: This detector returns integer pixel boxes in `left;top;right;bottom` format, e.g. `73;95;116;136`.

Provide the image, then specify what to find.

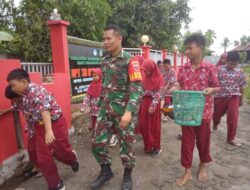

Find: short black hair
157;60;162;65
227;51;239;62
163;59;171;65
7;68;30;82
104;24;123;36
184;33;206;50
5;85;21;99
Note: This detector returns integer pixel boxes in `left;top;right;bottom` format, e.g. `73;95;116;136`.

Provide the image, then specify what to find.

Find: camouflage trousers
92;112;137;168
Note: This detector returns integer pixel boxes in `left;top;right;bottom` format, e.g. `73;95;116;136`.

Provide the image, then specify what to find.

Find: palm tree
221;37;230;52
205;29;216;47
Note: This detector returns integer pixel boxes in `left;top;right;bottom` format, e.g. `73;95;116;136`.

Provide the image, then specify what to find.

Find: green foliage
243;66;250;74
205;30;216;48
107;0;191;49
0;0;16;31
234;40;240;46
0;0;111;62
60;0;112;41
243;67;250;103
239;51;247;63
1;0;190;61
240;35;250;45
1;0;54;61
244;83;250;103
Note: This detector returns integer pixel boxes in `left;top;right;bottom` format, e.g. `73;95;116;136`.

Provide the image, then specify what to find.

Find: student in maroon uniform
1;85;41;178
7;68;79;190
138;59;165;157
81;68;102;130
161;58;176;121
213;52;247;146
171;34;220;186
216;52;228;67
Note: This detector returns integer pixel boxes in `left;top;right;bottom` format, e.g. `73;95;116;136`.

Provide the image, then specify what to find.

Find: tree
0;0;60;61
60;0;112;40
221;37;230;52
176;30;192;53
203;29;216;55
234;40;240;46
0;0;16;31
1;0;191;61
205;29;216;48
240;35;250;45
0;0;111;62
107;0;191;49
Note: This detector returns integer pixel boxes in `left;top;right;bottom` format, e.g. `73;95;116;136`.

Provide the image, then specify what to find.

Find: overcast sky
186;0;250;55
14;0;249;55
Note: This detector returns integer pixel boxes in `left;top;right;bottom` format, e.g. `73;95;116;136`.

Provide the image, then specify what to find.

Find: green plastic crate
172;90;205;126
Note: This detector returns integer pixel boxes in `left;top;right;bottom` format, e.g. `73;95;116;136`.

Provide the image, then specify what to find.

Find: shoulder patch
128;60;142;82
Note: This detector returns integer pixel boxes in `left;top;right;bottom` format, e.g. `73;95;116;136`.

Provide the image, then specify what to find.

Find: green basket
172;90;205;126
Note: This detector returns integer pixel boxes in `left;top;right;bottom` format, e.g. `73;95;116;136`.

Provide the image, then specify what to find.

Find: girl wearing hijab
216;52;227;67
81;68;102;130
138;59;165;157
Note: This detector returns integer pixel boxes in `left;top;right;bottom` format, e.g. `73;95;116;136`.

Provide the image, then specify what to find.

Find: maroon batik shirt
215;65;247;98
177;61;220;120
21;83;62;130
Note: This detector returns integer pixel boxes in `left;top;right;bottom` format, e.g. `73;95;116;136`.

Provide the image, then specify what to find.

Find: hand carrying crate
172;90;205;126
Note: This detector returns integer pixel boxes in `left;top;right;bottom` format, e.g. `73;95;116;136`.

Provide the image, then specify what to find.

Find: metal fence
204;56;220;65
122;48;142;56
150;49;162;63
21;62;54;75
177;54;182;66
122;48;185;67
167;53;174;66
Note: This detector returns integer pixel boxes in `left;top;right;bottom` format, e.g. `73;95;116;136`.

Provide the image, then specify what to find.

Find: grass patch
243;66;250;74
244;83;250;103
243;66;250;103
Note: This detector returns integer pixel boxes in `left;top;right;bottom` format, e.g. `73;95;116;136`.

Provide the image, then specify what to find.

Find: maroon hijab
133;55;144;67
87;68;102;97
216;52;228;67
141;59;165;91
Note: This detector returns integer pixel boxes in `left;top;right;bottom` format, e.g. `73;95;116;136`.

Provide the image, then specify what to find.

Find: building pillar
47;20;70;74
141;45;151;60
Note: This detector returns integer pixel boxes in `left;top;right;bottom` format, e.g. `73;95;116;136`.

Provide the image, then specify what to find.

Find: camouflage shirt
99;51;143;116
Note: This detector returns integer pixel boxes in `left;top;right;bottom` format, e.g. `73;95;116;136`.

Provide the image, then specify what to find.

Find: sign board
69;56;102;97
67;37;104;99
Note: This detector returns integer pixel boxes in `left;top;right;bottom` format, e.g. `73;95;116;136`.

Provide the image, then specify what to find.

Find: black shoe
90;164;113;189
49;181;65;190
151;148;162;157
71;161;79;172
71;150;79;172
122;168;132;190
24;169;38;179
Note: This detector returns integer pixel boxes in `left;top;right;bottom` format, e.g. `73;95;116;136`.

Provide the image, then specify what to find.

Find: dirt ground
1;102;250;190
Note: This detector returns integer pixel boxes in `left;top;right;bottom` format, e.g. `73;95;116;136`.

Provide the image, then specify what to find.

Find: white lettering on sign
73;78;82;83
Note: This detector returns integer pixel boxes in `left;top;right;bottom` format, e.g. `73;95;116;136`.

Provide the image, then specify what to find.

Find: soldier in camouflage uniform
90;25;143;190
